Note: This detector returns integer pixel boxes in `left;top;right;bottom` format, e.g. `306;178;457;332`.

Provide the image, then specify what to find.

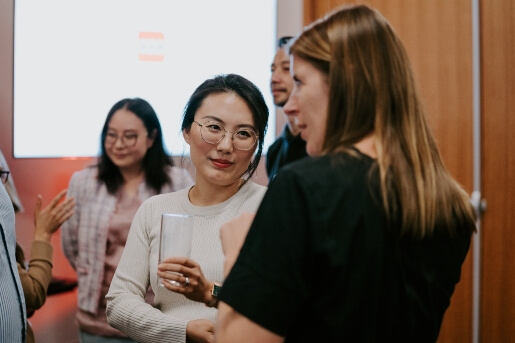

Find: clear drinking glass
158;213;194;286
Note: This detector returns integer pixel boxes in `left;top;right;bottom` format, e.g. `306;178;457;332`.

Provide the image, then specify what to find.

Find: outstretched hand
34;189;75;242
158;257;213;305
219;212;255;278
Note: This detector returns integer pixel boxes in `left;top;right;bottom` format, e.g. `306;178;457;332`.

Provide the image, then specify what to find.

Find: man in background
266;36;308;181
0;167;27;342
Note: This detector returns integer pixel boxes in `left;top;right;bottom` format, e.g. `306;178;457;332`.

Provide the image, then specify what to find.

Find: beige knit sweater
106;181;266;343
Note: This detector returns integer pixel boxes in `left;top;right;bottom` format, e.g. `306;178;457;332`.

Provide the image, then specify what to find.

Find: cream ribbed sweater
106;181;266;343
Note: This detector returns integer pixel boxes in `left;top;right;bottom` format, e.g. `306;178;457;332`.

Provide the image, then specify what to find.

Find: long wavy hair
98;98;173;194
181;74;269;182
289;5;475;238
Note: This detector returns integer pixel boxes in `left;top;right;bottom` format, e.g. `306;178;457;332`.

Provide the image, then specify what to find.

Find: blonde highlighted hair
289;5;475;238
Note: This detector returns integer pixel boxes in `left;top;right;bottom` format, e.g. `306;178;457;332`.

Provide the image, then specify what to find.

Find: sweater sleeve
106;199;189;343
17;240;53;311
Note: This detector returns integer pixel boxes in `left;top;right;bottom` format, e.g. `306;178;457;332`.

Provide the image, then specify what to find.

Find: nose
283;90;298;117
113;136;126;148
271;70;280;83
216;132;234;153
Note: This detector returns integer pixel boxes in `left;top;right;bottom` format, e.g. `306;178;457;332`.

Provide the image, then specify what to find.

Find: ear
146;129;157;148
182;128;191;145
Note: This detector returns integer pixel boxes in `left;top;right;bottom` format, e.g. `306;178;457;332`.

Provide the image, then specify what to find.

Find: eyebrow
106;128;139;133
272;61;290;69
201;115;257;131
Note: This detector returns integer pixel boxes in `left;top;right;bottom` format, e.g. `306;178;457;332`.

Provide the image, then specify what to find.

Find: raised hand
34;189;75;242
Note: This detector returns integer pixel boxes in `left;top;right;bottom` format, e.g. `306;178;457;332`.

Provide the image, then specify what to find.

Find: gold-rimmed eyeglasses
0;170;9;184
104;131;140;148
193;120;258;151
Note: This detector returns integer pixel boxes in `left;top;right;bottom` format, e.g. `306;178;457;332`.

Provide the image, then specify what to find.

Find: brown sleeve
17;240;53;311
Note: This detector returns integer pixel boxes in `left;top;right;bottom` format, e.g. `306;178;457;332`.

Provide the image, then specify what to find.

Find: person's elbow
105;294;120;330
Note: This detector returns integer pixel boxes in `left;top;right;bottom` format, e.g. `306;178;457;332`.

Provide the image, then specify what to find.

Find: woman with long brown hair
215;5;476;342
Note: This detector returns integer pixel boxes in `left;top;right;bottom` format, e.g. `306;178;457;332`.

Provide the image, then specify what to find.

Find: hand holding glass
159;213;193;287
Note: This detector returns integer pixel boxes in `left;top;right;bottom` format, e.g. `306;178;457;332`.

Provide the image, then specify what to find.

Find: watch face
212;284;222;298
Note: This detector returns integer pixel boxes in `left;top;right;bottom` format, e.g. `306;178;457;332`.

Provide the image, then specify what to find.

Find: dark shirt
265;124;308;181
220;151;473;342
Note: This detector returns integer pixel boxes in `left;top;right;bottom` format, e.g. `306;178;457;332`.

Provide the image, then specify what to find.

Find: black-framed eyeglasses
193;120;258;151
104;131;140;148
0;171;9;184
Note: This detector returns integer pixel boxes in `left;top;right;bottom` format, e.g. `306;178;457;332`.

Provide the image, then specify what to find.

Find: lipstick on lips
211;158;233;169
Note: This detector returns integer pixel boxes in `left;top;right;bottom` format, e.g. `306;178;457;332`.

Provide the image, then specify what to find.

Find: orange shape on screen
139;32;164;62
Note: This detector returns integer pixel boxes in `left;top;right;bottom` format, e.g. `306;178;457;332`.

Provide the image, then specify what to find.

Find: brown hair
289;4;475;238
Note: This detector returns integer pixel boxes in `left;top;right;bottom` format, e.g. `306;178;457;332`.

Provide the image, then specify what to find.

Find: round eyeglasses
104;131;140;148
193;120;258;151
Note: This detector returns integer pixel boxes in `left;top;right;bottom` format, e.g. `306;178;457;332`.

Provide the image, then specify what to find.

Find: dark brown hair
98;98;173;194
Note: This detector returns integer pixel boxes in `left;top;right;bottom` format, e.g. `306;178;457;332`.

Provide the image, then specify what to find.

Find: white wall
275;0;303;135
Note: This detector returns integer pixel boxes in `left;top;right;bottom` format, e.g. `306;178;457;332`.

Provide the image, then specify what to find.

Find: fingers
55;206;75;225
157;261;201;289
35;196;75;235
48;201;75;229
157;261;213;304
159;273;191;287
35;194;43;211
158;261;197;278
159;273;194;293
36;190;75;222
34;195;43;225
158;263;184;274
48;189;68;209
54;197;76;217
161;256;198;268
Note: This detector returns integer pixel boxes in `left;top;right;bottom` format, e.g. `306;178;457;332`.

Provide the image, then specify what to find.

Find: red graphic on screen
139;32;164;62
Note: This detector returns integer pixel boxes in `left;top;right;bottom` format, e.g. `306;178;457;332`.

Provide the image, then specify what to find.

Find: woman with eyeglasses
61;98;193;343
105;74;268;343
215;5;477;343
